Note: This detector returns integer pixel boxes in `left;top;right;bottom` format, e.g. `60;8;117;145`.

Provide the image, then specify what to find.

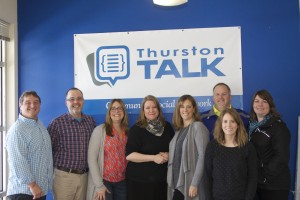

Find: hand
153;153;166;164
94;188;111;200
28;182;43;199
160;152;169;162
188;185;197;198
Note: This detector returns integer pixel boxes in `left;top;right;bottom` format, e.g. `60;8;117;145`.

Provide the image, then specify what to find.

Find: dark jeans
104;179;127;200
254;188;289;200
7;194;46;200
172;189;184;200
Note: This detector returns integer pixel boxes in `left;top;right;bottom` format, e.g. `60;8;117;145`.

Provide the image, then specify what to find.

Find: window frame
0;39;7;198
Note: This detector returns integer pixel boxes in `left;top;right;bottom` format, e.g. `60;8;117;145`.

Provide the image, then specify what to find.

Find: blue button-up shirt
6;114;53;196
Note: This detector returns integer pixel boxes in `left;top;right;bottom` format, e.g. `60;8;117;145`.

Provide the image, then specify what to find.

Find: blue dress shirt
6;114;53;196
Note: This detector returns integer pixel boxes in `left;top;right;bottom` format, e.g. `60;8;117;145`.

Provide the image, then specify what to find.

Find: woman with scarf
167;95;209;200
126;95;175;200
249;90;291;200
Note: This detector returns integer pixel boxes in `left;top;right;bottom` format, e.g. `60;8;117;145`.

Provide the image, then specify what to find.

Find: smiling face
213;84;232;111
222;113;238;137
20;95;41;120
253;95;270;121
65;89;84;118
110;101;124;124
179;99;195;125
144;100;159;121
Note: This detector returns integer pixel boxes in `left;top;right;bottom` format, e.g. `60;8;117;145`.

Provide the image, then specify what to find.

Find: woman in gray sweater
86;99;129;200
167;95;209;200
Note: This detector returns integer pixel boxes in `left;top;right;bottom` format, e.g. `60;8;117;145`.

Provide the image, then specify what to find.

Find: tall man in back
201;82;249;139
48;87;96;200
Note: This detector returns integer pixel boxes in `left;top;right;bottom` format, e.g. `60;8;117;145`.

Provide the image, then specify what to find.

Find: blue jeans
103;179;127;200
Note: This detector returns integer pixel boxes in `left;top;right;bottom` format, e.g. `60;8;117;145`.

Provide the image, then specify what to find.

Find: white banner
74;27;243;114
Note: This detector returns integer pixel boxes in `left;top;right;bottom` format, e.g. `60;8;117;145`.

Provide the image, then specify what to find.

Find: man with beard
48;88;96;200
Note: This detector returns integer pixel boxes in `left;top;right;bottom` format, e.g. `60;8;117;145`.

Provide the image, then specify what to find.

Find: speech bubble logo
95;46;130;86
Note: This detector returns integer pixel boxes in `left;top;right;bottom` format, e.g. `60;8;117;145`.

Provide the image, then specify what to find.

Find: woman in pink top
87;99;129;200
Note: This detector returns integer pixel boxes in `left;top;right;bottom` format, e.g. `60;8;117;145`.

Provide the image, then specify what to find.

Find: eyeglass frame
110;107;124;112
66;97;84;102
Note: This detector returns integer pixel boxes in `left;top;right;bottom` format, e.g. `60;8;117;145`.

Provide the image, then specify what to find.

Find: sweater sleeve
87;125;106;191
125;125;143;156
191;122;210;187
245;143;258;200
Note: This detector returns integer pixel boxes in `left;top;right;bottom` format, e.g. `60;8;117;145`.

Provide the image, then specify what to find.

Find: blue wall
17;0;300;199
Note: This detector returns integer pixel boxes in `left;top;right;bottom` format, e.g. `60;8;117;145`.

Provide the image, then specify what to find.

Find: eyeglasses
66;97;84;102
111;107;123;112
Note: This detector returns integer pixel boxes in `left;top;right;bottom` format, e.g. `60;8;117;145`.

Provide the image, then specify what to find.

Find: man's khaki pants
53;168;88;200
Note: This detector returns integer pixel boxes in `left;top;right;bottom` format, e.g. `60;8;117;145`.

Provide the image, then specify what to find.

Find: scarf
249;114;271;137
146;118;165;136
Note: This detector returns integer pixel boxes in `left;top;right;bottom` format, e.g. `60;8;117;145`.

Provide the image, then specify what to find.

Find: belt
56;166;89;175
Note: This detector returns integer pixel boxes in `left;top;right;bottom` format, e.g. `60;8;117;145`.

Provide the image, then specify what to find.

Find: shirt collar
213;104;232;117
19;114;39;123
66;112;85;122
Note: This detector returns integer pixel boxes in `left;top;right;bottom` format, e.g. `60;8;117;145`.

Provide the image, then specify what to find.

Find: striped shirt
6;114;53;196
48;113;96;170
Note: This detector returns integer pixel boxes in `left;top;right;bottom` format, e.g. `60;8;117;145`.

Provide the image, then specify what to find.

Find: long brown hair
172;95;201;130
105;99;129;136
136;95;165;128
213;108;248;147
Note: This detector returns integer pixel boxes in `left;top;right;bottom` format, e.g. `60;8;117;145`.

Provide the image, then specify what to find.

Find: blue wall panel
17;0;300;199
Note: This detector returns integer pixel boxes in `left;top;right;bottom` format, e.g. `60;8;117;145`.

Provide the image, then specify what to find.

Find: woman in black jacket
249;90;291;200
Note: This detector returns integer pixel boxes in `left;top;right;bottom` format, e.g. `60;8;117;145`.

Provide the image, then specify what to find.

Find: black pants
7;194;46;200
172;189;184;200
126;179;167;200
254;188;289;200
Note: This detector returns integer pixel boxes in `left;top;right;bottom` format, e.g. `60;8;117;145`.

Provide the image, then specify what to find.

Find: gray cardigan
86;124;107;200
167;121;209;200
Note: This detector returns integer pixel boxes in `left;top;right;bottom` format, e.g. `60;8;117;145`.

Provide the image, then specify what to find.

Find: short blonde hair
136;95;165;127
